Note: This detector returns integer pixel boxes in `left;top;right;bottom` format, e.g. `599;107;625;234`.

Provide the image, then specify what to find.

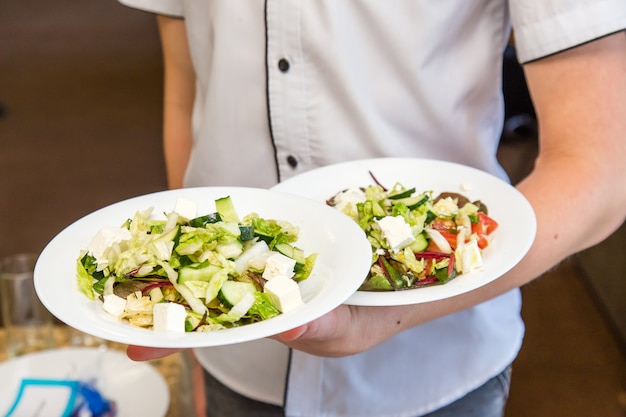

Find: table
0;326;198;417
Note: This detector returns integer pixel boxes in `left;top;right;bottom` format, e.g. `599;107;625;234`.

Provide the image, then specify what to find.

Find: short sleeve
117;0;184;17
510;0;626;63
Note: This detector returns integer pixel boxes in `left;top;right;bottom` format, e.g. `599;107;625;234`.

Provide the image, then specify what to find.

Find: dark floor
1;1;624;416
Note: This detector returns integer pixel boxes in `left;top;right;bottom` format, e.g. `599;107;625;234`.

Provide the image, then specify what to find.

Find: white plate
0;347;169;417
35;187;371;347
272;158;536;306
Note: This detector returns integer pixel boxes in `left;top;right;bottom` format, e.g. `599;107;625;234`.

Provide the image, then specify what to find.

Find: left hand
271;304;359;357
126;277;496;360
271;303;412;357
125;305;367;361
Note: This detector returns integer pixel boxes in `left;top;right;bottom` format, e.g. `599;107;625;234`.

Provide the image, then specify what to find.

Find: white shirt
118;1;626;415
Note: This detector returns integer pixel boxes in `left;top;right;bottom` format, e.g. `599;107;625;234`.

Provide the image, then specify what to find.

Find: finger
274;324;308;342
126;345;184;361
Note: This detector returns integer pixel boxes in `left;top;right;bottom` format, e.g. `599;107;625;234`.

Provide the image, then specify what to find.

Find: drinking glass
0;253;55;357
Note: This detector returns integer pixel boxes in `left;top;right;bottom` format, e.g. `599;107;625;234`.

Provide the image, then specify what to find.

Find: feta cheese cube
375;216;415;253
173;197;197;220
262;252;297;281
102;294;127;318
264;277;303;313
153;302;187;332
332;188;367;212
455;239;483;274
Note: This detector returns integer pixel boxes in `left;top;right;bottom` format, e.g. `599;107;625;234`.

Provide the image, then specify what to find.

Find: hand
126;306;367;361
127;345;185;361
124;305;360;361
272;305;357;357
126;303;429;360
272;304;410;357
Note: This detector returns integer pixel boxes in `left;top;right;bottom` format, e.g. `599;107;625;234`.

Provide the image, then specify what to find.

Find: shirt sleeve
510;0;626;63
117;0;183;17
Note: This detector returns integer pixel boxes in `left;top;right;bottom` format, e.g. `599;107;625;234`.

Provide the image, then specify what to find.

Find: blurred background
0;1;624;416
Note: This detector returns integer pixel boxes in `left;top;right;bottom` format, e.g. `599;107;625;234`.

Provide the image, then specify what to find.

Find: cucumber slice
274;243;305;266
239;225;255;241
388;187;416;200
178;262;222;283
216;240;244;259
218;280;257;307
394;194;429;209
189;212;222;227
408;232;429;252
215;196;239;223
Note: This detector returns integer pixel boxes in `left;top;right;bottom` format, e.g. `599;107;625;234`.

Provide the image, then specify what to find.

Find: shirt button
286;155;298;168
278;58;290;72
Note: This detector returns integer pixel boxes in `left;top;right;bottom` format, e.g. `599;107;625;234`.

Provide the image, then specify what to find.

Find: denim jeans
202;365;512;417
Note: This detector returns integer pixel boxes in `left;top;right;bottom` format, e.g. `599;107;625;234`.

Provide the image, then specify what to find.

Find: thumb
274;324;308;342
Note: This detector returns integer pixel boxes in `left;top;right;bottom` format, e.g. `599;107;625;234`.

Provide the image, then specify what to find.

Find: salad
76;195;317;333
327;173;498;291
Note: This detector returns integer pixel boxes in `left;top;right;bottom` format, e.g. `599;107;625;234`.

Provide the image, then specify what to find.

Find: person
117;1;626;416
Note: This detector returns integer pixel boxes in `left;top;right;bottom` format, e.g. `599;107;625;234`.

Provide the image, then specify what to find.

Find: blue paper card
3;379;79;417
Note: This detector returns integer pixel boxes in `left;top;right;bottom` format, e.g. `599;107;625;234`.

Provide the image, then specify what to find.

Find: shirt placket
266;0;312;182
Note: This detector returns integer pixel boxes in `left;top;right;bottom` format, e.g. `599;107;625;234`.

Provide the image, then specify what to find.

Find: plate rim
0;346;170;417
272;157;537;306
34;186;371;347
